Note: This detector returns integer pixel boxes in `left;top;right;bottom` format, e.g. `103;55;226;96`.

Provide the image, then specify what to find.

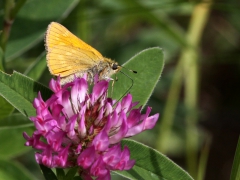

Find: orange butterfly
45;22;121;85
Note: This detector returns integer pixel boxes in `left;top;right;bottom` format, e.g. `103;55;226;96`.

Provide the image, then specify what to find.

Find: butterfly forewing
46;22;102;57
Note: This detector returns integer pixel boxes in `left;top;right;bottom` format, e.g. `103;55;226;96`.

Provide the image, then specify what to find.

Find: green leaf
230;136;240;180
4;0;79;60
0;71;52;117
0;123;33;159
0;113;32;128
0;47;13;119
24;52;47;81
73;176;83;180
56;168;65;180
0;159;35;180
0;97;14;119
40;165;58;180
0;46;4;71
65;167;78;180
112;47;164;108
120;0;187;47
115;139;193;180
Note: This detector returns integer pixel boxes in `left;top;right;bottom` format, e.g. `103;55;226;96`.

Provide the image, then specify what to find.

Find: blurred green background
0;0;239;180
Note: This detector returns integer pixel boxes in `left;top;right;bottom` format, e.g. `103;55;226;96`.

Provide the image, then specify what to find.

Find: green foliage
43;167;80;180
40;165;58;180
24;52;47;81
0;97;14;119
56;168;65;180
65;167;78;180
0;159;35;180
230;137;240;180
0;71;52;117
0;0;238;180
0;122;33;159
0;113;31;128
116;139;193;180
0;47;4;70
2;0;80;61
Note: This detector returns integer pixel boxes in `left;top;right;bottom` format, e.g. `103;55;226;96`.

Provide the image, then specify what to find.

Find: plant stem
1;0;15;52
0;0;27;71
156;1;212;178
197;137;211;180
156;56;184;153
183;1;212;178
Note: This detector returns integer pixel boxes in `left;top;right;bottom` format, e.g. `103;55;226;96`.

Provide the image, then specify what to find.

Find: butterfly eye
112;63;119;70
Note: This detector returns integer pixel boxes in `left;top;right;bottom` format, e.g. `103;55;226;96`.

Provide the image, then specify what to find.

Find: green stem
0;0;27;71
183;1;212;178
197;137;211;180
230;137;240;180
11;0;27;19
156;56;184;153
156;1;212;178
1;0;15;52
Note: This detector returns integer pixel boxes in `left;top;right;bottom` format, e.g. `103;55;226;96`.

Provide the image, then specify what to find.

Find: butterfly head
111;62;122;73
103;57;122;74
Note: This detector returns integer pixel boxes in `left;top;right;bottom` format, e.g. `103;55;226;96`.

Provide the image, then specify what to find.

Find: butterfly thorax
60;58;121;85
98;57;121;79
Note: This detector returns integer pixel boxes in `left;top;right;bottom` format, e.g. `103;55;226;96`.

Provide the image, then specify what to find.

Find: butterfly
45;22;121;85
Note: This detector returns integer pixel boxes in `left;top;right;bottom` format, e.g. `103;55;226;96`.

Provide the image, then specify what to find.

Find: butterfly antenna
113;70;136;105
121;66;137;74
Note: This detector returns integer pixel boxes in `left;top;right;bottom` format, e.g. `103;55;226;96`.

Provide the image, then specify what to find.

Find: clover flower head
23;75;159;179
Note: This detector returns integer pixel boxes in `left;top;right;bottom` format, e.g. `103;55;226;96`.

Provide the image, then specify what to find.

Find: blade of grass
0;0;27;52
183;1;213;178
230;137;240;180
157;1;212;179
197;136;211;180
156;55;184;153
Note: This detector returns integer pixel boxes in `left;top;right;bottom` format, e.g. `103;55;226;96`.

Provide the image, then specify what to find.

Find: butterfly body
45;22;121;85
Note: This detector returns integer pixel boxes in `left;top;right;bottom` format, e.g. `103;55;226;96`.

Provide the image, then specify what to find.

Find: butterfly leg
110;74;118;97
87;71;94;84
